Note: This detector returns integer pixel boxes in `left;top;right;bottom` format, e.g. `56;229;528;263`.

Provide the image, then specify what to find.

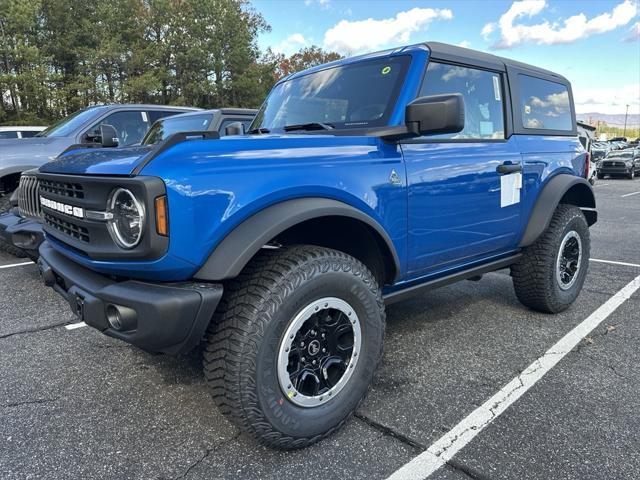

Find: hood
39;145;155;175
37;133;387;177
0;136;72;171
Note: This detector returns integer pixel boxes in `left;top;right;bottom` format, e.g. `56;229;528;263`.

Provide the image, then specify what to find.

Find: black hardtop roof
425;42;569;83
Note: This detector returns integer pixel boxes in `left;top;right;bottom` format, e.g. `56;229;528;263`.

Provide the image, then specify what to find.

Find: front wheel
512;204;590;313
203;245;385;449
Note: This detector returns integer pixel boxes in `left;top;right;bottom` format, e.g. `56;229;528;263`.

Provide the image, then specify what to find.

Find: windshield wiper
248;127;270;134
283;122;334;132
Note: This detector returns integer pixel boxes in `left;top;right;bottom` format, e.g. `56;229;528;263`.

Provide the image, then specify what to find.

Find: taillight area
584;151;590;179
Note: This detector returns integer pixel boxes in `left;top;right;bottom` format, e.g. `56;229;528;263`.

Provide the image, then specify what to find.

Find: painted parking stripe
590;258;640;268
595;183;609;187
0;261;34;269
387;274;640;480
65;322;87;330
621;191;640;198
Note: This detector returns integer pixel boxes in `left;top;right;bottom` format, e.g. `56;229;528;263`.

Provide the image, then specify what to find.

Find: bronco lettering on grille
40;196;84;219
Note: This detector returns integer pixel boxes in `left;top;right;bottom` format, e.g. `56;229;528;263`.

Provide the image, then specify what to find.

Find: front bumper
0;210;44;256
598;166;632;176
38;241;223;355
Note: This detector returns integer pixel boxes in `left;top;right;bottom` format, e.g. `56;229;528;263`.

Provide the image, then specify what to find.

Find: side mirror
405;93;465;136
224;122;245;136
100;124;119;148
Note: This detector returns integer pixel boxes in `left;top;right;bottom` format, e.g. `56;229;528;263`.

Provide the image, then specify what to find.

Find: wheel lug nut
301;357;306;362
322;348;326;353
312;360;316;365
300;342;305;347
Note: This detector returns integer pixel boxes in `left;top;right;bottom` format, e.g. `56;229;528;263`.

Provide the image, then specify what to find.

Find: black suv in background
598;148;640;179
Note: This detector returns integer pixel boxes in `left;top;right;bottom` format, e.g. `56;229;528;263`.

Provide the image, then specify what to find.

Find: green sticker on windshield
381;66;391;75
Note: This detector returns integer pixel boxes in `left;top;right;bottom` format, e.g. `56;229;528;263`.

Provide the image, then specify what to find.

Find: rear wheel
203;245;385;449
0;194;27;258
512;204;590;313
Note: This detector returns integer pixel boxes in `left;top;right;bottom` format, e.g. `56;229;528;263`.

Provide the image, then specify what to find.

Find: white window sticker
141;111;148;122
500;172;522;208
493;75;501;102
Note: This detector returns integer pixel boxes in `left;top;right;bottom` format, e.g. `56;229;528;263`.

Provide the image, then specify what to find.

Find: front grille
17;173;42;219
603;161;626;167
40;179;84;199
43;212;90;243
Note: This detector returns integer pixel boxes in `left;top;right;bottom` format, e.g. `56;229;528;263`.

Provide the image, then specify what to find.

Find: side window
86;111;150;146
0;131;18;139
20;130;39;138
519;75;572;131
419;62;505;140
147;110;181;124
219;118;252;136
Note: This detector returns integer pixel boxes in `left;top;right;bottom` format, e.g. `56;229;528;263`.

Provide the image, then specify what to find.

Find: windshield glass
250;56;411;132
608;151;632;158
37;106;109;138
142;113;214;145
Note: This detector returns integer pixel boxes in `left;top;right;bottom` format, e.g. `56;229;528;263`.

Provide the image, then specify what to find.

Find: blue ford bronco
36;42;596;448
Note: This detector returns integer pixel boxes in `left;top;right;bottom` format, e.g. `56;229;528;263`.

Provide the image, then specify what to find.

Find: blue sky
254;0;639;116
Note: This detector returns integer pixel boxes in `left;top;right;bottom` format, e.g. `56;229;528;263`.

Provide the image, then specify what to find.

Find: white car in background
0;126;47;139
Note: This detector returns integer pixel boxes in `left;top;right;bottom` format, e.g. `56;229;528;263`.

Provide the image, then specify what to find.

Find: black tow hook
37;258;56;287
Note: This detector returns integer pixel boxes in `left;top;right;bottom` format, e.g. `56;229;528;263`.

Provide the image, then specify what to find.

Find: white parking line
621;191;640;198
0;261;34;269
590;258;640;268
595;183;609;187
387;274;640;480
65;322;87;330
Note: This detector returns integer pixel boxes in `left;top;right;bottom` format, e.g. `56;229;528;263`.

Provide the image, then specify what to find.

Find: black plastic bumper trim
38;241;223;355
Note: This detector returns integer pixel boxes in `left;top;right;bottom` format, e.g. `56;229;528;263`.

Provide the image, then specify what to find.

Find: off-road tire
0;194;27;258
203;245;385;449
628;170;635;180
511;204;590;313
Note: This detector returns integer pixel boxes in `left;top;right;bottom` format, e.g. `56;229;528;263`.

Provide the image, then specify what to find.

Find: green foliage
0;0;340;125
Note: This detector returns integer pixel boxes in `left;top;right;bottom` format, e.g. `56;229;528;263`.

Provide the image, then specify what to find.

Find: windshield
250;56;411;133
37;106;109;138
608;151;632;158
141;113;214;145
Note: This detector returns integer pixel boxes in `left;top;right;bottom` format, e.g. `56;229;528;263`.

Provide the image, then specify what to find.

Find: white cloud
272;33;308;55
323;7;453;54
483;0;637;49
457;40;471;48
574;83;640;115
622;21;640;42
305;0;330;9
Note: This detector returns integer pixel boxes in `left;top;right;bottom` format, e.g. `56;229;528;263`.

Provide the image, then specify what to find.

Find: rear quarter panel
515;134;586;240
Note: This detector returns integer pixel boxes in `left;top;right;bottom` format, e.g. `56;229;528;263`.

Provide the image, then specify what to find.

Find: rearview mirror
225;122;245;136
100;124;119;148
405;93;465;136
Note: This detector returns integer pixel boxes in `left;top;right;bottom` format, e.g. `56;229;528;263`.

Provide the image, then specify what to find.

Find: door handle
496;163;522;174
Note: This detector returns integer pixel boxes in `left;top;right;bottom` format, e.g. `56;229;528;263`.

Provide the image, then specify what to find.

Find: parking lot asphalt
1;178;639;480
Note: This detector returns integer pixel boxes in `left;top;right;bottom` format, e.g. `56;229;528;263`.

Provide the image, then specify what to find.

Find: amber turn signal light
155;195;169;236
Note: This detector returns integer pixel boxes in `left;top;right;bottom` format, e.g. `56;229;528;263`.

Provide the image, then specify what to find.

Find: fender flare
519;174;596;247
194;198;401;282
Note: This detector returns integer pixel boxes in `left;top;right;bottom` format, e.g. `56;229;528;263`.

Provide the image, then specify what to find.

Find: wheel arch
519;174;596;247
0;166;26;195
194;198;401;285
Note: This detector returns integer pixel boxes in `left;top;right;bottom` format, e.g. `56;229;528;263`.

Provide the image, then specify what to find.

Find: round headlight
107;188;145;249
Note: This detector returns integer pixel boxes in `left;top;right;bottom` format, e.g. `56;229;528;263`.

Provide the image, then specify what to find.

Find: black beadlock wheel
511;204;590;313
0;193;27;258
203;245;385;449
